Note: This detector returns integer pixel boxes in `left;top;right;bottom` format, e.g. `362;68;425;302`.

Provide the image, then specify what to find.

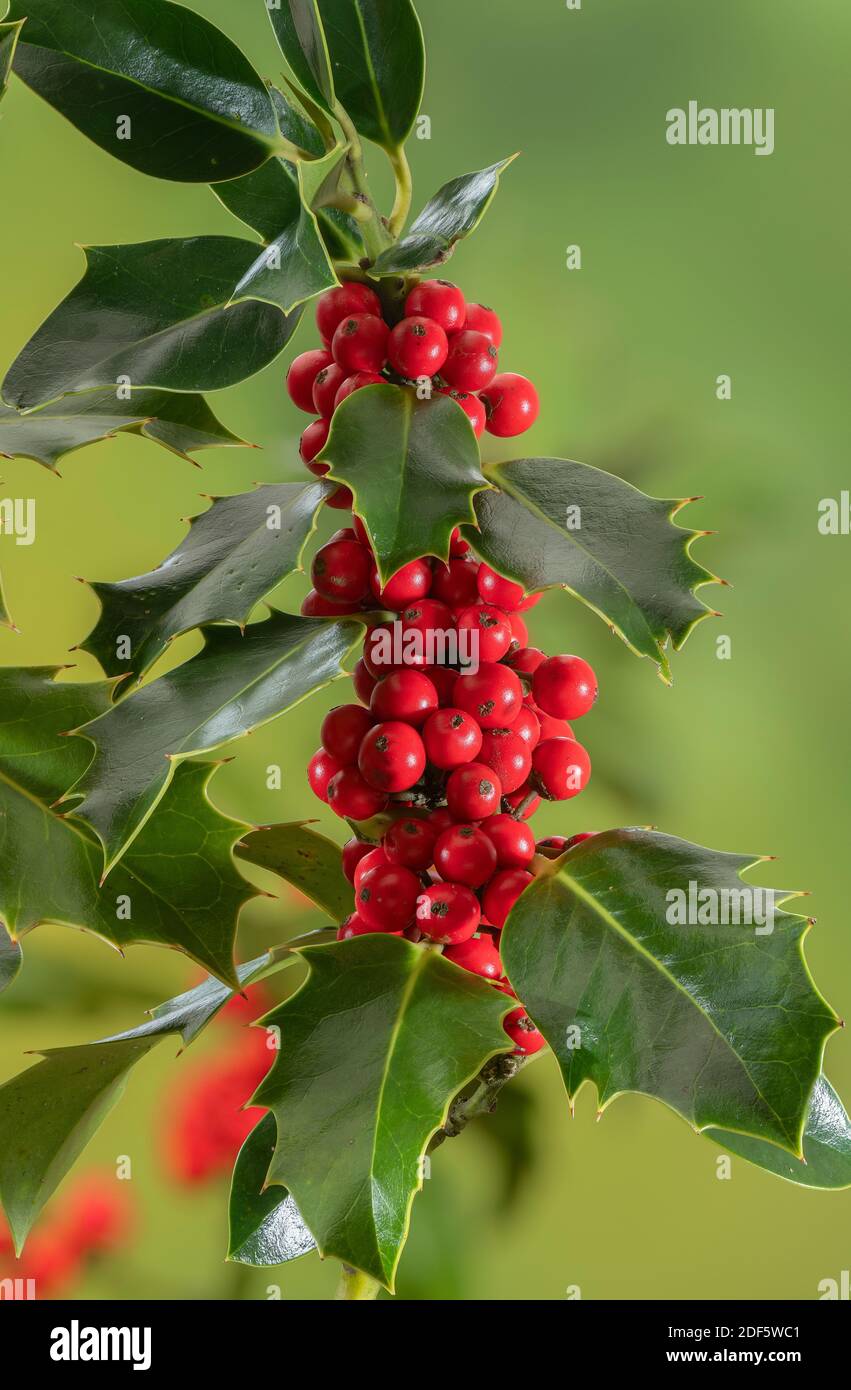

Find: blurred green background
1;0;849;1301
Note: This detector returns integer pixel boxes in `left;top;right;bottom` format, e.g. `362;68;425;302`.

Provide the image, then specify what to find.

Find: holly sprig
0;0;847;1302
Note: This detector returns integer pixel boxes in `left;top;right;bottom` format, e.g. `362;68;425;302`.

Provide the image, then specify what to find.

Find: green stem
429;1054;526;1153
333;102;393;264
388;145;413;238
335;1264;382;1300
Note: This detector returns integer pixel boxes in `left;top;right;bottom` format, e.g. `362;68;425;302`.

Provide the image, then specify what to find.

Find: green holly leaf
81;481;330;682
253;934;510;1290
0;17;23;104
268;0;335;115
7;0;279;181
228;1113;316;1266
466;458;716;681
501;829;840;1156
321;385;487;582
707;1077;851;1191
236;822;354;922
0;388;247;472
68;613;364;876
0;948;296;1252
0;924;22;996
373;158;516;274
2;240;302;411
0;668;266;985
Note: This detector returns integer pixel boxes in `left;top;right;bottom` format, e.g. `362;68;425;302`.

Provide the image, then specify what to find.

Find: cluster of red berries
306;535;598;1056
0;1175;133;1297
287;278;540;506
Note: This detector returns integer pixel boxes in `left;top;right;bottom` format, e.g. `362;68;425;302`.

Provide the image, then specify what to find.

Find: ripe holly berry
479;727;532;794
511;704;541;749
536;835;569;854
287;348;333;412
301;589;363;617
437;387;487;438
428;806;455;837
363;622;400;680
399;598;454;656
337;912;392;941
354;845;389;889
308;747;343;802
335;371;385;408
441;330;499;393
446;762;502;820
507;646;547;676
311;538;371;602
312;362;348;418
455;604;513;663
321;704;375;765
452;662;523;728
358;721;426;792
531;737;591;800
508;613;528;650
370;669;438;726
482;373;540;437
464;302;503;347
325;485;354;511
524;700;574;742
342;838;373;884
565;831;596;848
383;817;437;871
482;868;533;928
351;513;370;547
317;281;382;345
434;823;497;888
422;707;482;769
357;863;420;931
332;314;389;374
503;1006;547;1055
476;563;525;612
444;933;503;979
423;664;460;706
299;418;330;464
480;813;535;869
532;654;598;720
431;556;481;609
352;657;377;706
503;782;541;819
405;280;466;333
326;766;388;820
449;528;470;557
388;316;449;378
369;559;432;611
416;882;481;944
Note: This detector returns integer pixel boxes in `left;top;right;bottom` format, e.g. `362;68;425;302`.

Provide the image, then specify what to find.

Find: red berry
455;603;513;663
405;280;466;334
358;721;426;792
423;664;460;706
481;814;535;869
317;282;382;345
416;882;481;944
357;863;420;930
325;485;354;510
503;782;540;819
478;727;532;794
354;845;389;889
437;387;487;438
311;538;371;603
503;1006;546;1055
507;646;547;676
321;704;375;765
434;824;497;888
342;838;373;883
312;362;348;417
482;868;533;928
537;836;569;853
517;591;542;613
371;669;438;726
332;313;389;374
351;513;371;548
444;933;503;979
338;911;390;940
399;598;454;665
524;698;574;742
308;747;343;802
300;418;330;464
383;817;437;871
363;622;399;678
476;563;525;612
335;371;385;408
482;373;540;437
432;557;481;609
446;762;502;820
301;589;363;617
531;737;591;800
464;302;503;347
388;316;449;377
508;612;528;649
533;655;598;720
428;806;455;837
511;705;541;748
287;348;333;412
352;657;378;705
565;831;596;848
423;707;482;769
452;662;523;729
441;330;499;393
326;766;388;820
449;528;470;557
369;559;432;610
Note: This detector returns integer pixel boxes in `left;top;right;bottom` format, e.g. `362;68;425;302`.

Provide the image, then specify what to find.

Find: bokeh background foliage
1;0;849;1300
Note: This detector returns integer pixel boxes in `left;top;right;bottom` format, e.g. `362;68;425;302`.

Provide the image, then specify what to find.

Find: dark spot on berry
375;736;389;752
430;900;449;918
478;700;495;717
478;613;497;629
479;780;494;796
359;887;371;902
343;319;358;335
459;827;474;839
487;345;498;359
450;714;464;728
411;323;426;337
